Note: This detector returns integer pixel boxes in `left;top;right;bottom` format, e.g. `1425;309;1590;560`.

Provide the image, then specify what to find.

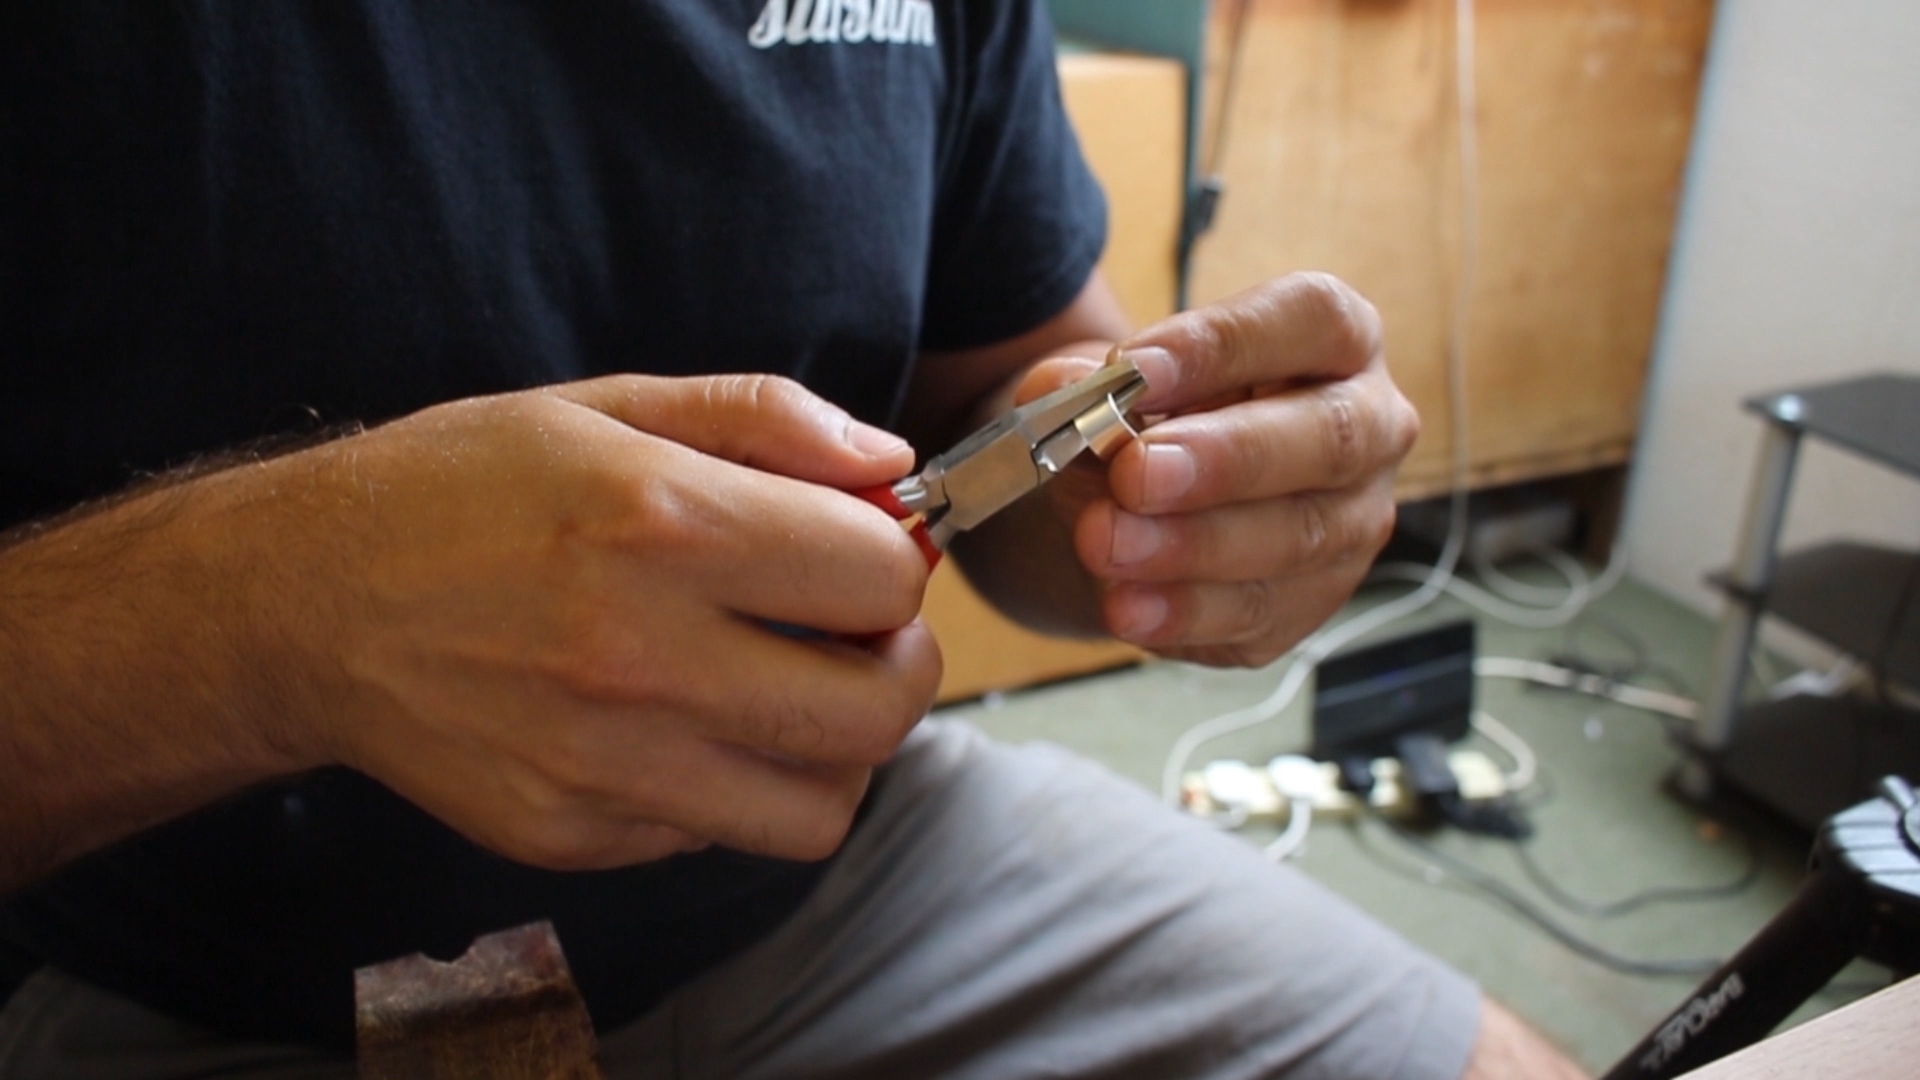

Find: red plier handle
850;482;943;569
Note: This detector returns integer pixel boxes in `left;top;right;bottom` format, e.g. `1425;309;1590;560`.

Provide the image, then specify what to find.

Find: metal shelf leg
1680;419;1804;799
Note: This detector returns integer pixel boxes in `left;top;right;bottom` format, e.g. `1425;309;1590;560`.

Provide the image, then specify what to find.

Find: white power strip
1182;750;1511;824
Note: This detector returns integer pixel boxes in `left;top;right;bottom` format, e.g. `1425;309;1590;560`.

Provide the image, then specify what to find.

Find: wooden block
1673;975;1920;1079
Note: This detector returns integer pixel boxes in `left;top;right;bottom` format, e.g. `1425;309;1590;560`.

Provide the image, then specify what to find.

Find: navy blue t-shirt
0;0;1105;1047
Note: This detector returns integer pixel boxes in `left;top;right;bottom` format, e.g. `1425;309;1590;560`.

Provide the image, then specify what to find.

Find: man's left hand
1019;272;1420;667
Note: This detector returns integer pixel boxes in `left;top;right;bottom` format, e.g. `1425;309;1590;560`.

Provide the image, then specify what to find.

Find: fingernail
847;421;910;459
1109;512;1165;567
1114;591;1168;640
1119;346;1178;408
1140;443;1197;508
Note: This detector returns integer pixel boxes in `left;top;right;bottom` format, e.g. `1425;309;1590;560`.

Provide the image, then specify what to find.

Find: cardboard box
922;51;1185;703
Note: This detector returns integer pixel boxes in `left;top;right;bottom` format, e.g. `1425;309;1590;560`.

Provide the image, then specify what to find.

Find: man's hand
301;375;943;868
1020;272;1419;667
0;373;941;890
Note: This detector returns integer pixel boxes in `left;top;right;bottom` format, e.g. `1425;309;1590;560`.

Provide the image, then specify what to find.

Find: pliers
853;359;1150;567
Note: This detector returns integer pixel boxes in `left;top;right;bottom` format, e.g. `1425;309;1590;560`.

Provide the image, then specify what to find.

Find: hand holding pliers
853;359;1149;566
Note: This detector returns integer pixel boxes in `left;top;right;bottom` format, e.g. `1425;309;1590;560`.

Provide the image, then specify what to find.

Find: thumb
557;373;914;487
1012;354;1103;409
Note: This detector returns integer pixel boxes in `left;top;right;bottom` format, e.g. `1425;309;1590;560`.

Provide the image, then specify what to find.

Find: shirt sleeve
917;0;1108;352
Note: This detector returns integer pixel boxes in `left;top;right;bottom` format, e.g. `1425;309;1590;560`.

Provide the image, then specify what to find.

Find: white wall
1623;0;1920;644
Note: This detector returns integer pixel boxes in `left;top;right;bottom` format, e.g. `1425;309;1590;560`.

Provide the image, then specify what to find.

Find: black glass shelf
1745;372;1920;479
1711;693;1920;831
1709;541;1920;688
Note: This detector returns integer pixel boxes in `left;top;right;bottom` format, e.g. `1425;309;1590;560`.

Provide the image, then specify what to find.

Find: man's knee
1462;997;1590;1080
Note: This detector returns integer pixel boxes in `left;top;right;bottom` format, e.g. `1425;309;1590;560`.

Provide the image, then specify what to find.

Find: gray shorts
0;719;1480;1080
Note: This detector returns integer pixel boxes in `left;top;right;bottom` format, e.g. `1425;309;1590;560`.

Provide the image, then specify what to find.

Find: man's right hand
303;374;945;868
0;374;942;889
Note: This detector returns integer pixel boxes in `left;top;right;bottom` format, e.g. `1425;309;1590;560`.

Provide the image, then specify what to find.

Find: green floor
932;572;1891;1074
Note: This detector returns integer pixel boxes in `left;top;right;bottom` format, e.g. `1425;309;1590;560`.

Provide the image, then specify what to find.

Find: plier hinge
856;359;1149;565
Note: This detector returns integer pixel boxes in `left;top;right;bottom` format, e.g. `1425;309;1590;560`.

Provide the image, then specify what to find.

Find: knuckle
786;806;858;862
1391;394;1422;459
704;372;807;418
1318;387;1365;484
594;459;707;553
753;373;812;414
843;688;920;766
1294;493;1333;565
1288;269;1349;311
1228;579;1279;641
1290;271;1381;366
598;373;652;404
1212;302;1263;369
1285;271;1350;334
699;374;747;415
745;686;831;757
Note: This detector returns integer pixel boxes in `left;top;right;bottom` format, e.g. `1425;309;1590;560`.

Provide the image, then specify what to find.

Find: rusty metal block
355;921;603;1080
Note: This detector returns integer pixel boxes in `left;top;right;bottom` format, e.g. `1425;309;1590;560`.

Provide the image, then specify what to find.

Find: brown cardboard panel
1058;52;1187;327
1191;0;1713;496
920;53;1181;702
925;561;1141;704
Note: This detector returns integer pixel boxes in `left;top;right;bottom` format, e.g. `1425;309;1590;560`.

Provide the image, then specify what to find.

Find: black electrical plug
1336;755;1377;800
1394;733;1459;800
1394;732;1532;839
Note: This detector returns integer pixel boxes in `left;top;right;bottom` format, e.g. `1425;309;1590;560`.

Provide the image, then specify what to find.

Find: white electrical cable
1469;709;1537;791
1765;656;1863;702
1162;0;1482;808
1264;798;1314;861
1470;545;1593;607
1206;804;1251;830
1159;577;1461;804
1372;552;1629;629
1474;656;1700;720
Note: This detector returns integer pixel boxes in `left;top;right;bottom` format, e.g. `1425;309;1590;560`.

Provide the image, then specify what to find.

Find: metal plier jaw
857;360;1149;565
